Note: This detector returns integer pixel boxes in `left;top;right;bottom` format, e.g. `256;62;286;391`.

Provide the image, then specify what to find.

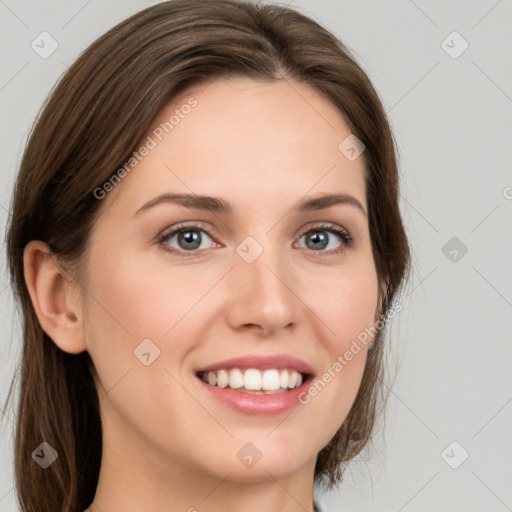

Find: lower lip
195;375;312;415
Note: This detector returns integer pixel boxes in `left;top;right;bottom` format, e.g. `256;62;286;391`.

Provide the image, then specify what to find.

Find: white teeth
261;369;280;391
229;368;244;389
217;369;229;388
244;369;261;390
280;369;289;389
199;367;305;392
288;370;297;388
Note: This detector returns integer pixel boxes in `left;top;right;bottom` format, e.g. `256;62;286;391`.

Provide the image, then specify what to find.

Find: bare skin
24;76;381;512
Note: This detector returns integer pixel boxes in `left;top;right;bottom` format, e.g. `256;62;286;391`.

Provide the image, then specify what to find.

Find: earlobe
23;240;87;354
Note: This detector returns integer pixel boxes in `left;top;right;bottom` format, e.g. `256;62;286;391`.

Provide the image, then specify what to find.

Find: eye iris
179;230;201;250
306;230;328;250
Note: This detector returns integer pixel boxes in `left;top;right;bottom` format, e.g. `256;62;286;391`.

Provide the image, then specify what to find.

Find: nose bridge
227;233;298;333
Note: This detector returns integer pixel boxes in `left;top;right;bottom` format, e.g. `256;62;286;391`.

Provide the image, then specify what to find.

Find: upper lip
195;354;315;376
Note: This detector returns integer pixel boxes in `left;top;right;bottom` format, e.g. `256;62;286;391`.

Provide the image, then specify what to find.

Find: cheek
81;249;215;458
312;257;380;347
296;259;379;442
84;248;217;343
80;249;173;394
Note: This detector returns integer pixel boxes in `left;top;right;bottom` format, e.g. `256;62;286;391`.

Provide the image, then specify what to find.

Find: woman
3;1;410;511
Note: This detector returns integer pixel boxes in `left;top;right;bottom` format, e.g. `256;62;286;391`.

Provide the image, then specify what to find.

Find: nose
225;242;299;337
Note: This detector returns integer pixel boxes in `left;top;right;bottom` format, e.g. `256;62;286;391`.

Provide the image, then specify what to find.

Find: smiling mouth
196;367;310;394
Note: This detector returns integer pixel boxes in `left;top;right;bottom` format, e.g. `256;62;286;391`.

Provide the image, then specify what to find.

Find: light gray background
1;1;511;511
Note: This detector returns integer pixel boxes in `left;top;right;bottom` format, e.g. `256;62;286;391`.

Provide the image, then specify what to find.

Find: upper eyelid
158;221;219;241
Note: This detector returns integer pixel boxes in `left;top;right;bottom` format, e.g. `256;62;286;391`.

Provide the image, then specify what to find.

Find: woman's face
82;76;380;484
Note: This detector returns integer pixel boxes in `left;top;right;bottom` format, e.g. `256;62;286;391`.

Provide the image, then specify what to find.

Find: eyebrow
133;192;367;218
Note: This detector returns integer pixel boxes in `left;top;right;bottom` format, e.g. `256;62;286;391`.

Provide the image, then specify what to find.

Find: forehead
98;76;367;221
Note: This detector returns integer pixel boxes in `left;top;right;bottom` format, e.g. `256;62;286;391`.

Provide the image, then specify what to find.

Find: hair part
3;1;410;510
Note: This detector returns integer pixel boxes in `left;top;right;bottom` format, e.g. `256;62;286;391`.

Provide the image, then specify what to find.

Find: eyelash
157;222;354;256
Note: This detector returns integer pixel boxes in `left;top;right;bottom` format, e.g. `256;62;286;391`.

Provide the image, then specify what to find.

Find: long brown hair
3;1;410;510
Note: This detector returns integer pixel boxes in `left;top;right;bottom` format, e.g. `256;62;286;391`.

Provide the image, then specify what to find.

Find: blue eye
158;222;353;255
297;225;353;253
159;223;215;252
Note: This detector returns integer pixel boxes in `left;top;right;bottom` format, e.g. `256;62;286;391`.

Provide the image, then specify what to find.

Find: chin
199;439;316;483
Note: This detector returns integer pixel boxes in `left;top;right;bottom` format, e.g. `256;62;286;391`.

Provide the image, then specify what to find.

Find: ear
369;279;387;350
373;279;387;324
23;240;87;354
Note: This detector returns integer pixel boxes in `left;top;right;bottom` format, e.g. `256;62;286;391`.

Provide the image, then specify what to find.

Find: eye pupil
306;231;328;250
179;230;201;250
